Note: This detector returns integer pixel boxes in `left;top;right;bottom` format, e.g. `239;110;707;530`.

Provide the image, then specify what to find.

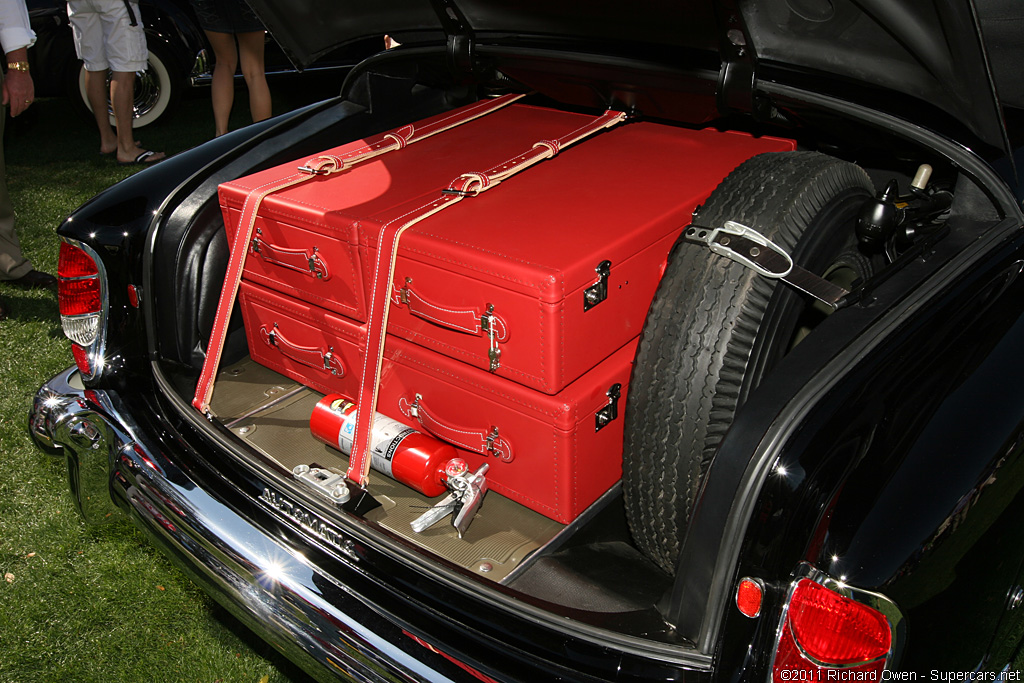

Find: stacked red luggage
216;99;794;523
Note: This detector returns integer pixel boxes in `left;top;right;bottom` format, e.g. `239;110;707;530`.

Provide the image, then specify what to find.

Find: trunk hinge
715;1;758;116
430;0;477;81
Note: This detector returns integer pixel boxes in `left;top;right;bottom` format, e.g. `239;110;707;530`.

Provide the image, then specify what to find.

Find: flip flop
118;150;165;166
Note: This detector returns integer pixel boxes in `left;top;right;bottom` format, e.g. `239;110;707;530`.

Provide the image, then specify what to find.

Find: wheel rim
75;51;173;128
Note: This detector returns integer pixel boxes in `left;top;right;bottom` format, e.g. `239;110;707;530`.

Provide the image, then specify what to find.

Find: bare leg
236;31;271;123
85;68;118;155
111;71;164;163
204;30;240;136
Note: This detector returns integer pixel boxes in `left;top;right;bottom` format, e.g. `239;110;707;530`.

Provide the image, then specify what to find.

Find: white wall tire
75;43;180;129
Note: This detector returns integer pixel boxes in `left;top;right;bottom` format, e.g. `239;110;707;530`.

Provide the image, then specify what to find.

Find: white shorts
67;0;148;73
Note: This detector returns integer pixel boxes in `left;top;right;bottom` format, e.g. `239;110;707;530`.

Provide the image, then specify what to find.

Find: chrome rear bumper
29;367;456;683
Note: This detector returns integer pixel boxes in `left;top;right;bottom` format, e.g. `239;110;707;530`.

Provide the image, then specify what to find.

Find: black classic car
26;0;373;127
27;0;1024;681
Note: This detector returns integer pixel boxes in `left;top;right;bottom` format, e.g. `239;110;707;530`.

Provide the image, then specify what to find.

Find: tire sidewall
622;152;874;574
73;40;180;129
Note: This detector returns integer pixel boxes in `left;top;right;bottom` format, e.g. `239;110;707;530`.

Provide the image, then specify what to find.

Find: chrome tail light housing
58;238;107;379
769;564;904;681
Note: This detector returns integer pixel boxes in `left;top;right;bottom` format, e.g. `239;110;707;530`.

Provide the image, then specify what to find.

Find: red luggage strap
192;93;525;414
348;108;628;487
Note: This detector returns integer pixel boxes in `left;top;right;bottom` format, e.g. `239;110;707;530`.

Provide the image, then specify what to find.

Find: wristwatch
6;61;29;72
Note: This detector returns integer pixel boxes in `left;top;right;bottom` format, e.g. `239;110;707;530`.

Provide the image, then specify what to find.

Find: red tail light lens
58;241;99;278
58;275;101;317
772;578;893;681
58;240;104;375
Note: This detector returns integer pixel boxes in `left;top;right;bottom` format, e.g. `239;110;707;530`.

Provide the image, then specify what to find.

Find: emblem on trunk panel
259;487;351;554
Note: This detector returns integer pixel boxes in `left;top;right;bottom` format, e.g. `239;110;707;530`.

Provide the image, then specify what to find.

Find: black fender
706;217;1024;677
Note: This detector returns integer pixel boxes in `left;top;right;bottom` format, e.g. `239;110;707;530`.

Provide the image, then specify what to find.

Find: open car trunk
145;48;1019;660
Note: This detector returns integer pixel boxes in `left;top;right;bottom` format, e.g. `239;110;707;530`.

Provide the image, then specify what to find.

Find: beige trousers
0;68;32;281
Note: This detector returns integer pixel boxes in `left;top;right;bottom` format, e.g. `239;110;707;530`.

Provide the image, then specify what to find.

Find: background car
26;0;375;127
27;0;1024;681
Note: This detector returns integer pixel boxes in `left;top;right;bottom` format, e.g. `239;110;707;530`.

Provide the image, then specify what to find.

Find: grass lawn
0;78;336;683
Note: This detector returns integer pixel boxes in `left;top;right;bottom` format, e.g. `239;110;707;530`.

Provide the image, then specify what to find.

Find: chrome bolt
1009;586;1024;610
478;562;493;573
749;246;761;257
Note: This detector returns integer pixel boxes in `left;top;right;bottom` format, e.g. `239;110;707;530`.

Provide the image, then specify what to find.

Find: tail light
58;240;106;378
770;567;902;682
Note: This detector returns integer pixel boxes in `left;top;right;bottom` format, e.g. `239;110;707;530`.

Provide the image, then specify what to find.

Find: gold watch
6;61;29;72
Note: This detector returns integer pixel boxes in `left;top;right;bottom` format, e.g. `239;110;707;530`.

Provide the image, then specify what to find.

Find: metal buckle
684;221;850;309
441;188;477;197
684;221;793;278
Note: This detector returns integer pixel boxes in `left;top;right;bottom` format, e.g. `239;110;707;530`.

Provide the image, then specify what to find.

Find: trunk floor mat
211;358;564;583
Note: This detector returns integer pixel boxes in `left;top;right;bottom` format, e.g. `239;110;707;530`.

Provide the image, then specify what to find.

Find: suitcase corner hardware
584;260;612;311
595;383;622;431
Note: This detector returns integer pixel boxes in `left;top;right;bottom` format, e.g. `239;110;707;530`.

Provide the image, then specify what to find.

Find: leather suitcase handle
251;235;331;281
391;282;509;341
260;324;345;376
399;394;513;462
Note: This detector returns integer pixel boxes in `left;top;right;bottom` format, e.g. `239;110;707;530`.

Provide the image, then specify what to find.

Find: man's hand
3;48;34;117
3;68;34;117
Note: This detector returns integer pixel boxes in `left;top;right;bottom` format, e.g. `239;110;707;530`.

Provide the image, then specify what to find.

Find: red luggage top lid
220;104;599;235
352;121;794;303
220;103;794;303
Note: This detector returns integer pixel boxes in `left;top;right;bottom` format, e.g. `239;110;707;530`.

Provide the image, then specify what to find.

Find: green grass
0;80;336;683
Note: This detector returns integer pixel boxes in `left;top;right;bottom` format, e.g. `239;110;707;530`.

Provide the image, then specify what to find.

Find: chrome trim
28;367;458;683
189;48;210;85
767;563;906;679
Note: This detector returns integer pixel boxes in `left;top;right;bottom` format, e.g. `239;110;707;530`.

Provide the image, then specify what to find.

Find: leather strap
347;109;628;486
192;93;525;414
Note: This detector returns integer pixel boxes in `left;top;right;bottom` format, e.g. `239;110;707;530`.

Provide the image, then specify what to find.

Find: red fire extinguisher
310;394;459;498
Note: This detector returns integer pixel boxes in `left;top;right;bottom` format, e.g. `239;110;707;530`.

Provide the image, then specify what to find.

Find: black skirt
190;0;265;33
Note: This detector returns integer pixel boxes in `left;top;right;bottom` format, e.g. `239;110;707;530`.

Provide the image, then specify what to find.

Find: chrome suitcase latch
584;260;612;311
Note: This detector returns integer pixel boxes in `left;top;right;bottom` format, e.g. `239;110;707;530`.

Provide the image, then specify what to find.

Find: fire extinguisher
310;394;459;498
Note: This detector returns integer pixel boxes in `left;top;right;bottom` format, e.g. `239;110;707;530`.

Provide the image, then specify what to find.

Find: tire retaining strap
682;220;850;309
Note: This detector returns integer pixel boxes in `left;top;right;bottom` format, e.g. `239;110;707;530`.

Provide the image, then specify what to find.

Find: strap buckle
298;164;332;176
684;221;850;309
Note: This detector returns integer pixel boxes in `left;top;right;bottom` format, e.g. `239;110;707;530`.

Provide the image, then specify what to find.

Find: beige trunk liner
210;359;565;583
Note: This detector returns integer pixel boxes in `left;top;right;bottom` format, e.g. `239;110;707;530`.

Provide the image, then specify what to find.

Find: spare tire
622;151;874;575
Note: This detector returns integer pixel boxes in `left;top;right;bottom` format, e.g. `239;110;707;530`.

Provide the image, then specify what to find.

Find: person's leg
204;30;240;136
0;76;31;285
68;1;119;154
104;1;163;163
84;68;118;155
235;31;271;124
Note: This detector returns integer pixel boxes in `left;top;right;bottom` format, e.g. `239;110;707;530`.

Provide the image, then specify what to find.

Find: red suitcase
219;103;795;394
238;280;635;523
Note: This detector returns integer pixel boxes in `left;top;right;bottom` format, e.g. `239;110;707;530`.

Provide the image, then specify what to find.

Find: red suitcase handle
399;394;514;462
391;282;509;340
260;323;346;377
251;234;331;280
